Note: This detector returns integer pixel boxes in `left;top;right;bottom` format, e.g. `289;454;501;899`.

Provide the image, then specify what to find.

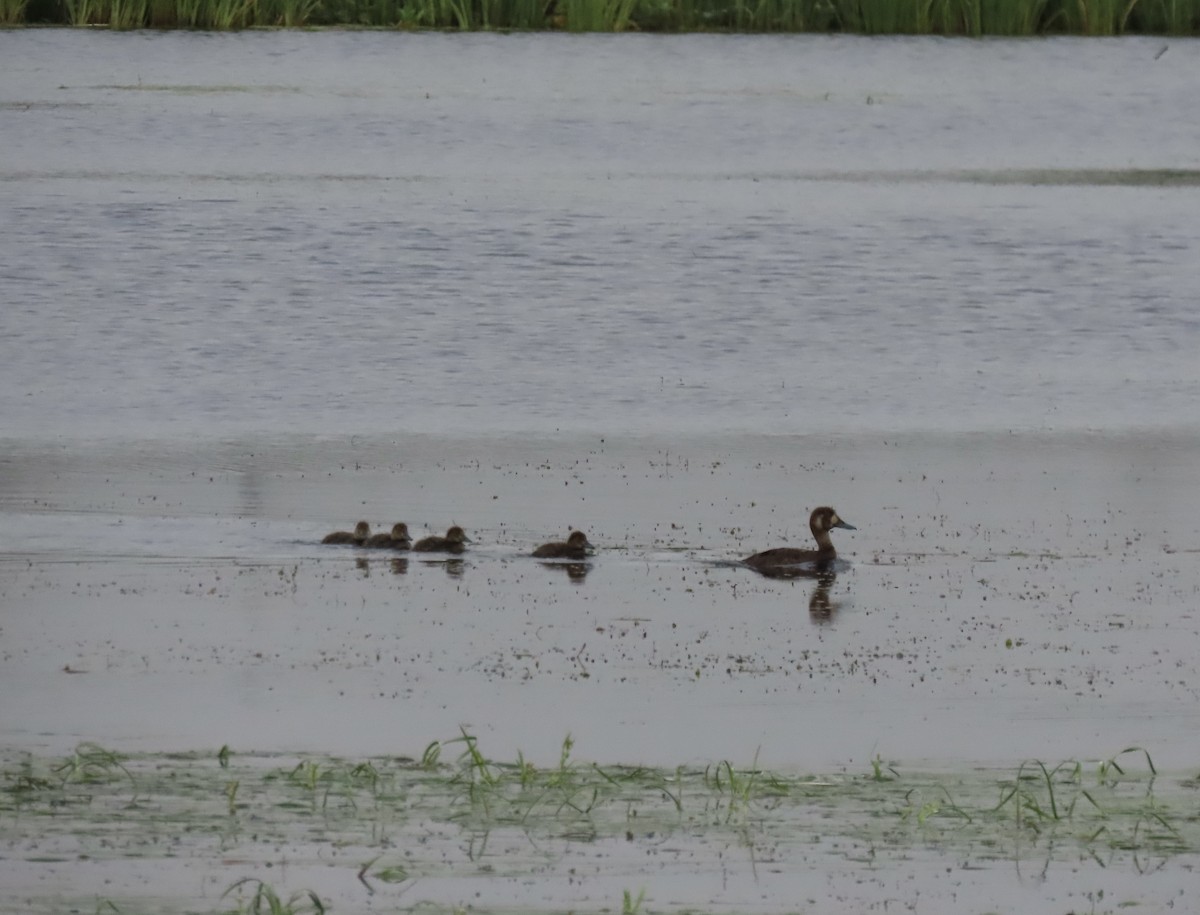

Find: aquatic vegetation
0;737;1196;914
622;887;647;915
9;0;1200;32
51;742;139;798
221;878;327;914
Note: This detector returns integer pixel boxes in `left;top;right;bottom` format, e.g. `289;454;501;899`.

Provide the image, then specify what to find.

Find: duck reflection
389;557;409;576
748;563;843;620
417;556;465;578
807;571;839;621
540;561;591;583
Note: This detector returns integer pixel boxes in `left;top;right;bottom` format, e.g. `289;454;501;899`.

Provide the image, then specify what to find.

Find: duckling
364;522;412;550
322;520;370;545
742;507;855;575
412;525;471;554
532;530;594;560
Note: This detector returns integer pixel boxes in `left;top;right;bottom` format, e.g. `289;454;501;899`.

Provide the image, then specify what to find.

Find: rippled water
3;31;1199;439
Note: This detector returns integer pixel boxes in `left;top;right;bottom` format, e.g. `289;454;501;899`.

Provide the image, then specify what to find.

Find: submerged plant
702;751;787;812
991;759;1099;829
899;784;973;825
54;742;139;799
221;878;326;914
622;887;648;915
420;739;442;769
1097;746;1157;784
869;754;900;782
2;738;1197;915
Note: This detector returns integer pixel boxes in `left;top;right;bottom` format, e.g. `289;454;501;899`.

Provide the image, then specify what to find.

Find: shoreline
4;17;1198;36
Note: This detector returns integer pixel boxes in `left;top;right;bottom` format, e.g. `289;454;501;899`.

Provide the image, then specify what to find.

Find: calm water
2;31;1199;439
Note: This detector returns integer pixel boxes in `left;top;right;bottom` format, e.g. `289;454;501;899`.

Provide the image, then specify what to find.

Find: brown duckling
532;530;594;560
412;525;471;554
364;522;412;550
742;507;855;574
322;520;370;545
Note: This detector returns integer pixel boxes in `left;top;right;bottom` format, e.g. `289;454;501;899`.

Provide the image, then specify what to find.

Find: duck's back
532;541;585;559
742;546;830;572
413;536;463;553
365;532;410;549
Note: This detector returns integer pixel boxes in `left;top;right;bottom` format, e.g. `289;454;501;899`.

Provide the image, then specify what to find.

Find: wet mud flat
2;429;1200;912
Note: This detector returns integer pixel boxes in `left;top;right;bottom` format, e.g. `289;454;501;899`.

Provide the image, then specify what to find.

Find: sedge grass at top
0;0;29;22
8;0;1200;32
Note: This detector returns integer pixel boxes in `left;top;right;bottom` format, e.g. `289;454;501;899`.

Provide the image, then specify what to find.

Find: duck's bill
834;520;856;530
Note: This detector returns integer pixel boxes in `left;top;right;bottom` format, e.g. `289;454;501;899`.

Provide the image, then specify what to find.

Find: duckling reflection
540;561;591;583
532;530;594;560
412;526;471;554
322;520;370;545
441;558;465;578
364;522;412;550
354;556;409;576
742;507;855;577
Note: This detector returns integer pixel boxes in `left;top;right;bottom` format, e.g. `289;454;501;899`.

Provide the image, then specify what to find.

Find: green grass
1;736;1196;914
9;0;1200;31
108;0;149;28
0;0;30;23
222;879;327;914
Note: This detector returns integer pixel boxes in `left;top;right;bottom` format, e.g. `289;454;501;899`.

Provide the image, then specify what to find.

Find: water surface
2;32;1199;438
2;31;1200;915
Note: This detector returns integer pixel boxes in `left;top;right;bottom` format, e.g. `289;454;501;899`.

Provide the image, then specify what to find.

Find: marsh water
2;30;1200;915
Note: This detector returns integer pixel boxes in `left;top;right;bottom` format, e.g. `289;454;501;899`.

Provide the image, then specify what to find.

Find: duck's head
391;523;411;540
353;521;371;539
567;530;594;551
810;507;855;535
446;526;471;544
